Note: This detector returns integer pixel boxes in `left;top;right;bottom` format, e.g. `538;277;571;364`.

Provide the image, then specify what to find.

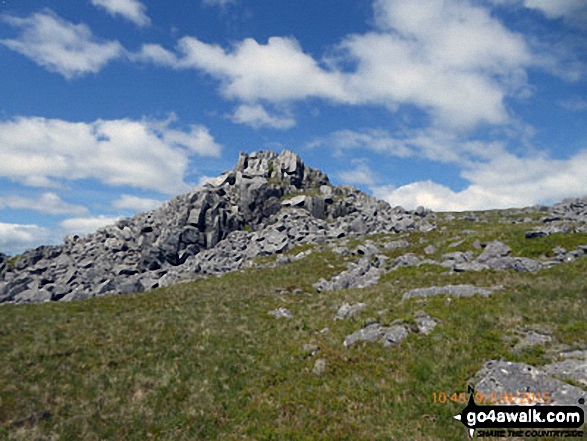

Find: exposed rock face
474;360;586;408
0;150;435;304
402;285;497;301
453;240;542;273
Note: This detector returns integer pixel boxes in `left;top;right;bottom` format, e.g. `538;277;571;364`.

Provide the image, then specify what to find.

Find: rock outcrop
0;150;435;304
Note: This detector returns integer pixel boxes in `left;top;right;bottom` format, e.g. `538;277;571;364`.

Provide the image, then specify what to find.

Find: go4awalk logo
453;388;585;438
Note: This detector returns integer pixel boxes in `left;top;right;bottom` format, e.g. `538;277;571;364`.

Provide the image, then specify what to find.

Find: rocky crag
0;150;434;304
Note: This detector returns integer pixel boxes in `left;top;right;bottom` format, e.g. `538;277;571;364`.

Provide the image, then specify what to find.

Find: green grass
1;214;585;440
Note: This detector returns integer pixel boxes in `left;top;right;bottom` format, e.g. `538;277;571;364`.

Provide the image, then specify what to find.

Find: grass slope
1;212;586;440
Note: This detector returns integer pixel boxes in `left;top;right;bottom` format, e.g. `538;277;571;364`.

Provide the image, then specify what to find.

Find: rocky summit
0;150;434;304
1;151;587;439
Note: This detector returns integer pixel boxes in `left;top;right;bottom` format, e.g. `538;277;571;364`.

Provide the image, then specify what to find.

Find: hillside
0;151;586;440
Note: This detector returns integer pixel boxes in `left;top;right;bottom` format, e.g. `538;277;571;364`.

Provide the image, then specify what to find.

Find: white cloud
558;97;587;111
524;0;587;24
372;149;587;211
372;181;519;211
490;0;587;27
337;161;379;186
309;128;417;159
202;0;239;7
342;0;532;128
309;127;502;165
112;194;163;212
136;0;536;130
59;215;122;237
91;0;151;27
0;192;88;215
230;104;296;129
162;124;222;156
0;10;123;79
0;116;222;194
0;222;51;255
136;36;350;103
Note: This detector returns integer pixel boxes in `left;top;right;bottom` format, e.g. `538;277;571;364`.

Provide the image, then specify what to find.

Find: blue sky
0;0;586;254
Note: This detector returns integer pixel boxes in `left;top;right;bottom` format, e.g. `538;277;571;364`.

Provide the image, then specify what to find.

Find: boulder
334;302;367;320
402;285;496;301
475;360;586;408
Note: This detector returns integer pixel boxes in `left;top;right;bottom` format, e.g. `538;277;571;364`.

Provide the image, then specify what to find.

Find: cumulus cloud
0;10;123;79
135;0;536;130
309;128;418;159
309;127;501;165
91;0;151;27
135;36;349;103
524;0;587;27
162;124;222;156
372;149;587;211
59;215;122;237
112;194;163;212
0;222;51;255
337;161;379;186
313;124;587;211
230;104;296;129
490;0;587;27
0;116;222;194
0;192;88;215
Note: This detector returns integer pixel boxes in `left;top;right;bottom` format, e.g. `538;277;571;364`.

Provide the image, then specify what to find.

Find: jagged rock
381;325;409;347
13;288;52;304
402;285;496;301
334;302;367;320
476;241;511;263
313;254;388;292
440;251;473;269
344;323;409;347
450;240;542;273
0;149;490;305
392;253;421;268
383;240;410;251
353;242;379;256
543;359;587;387
344;323;388;347
475;360;586;408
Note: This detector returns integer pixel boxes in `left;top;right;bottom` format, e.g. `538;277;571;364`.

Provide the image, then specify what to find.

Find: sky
0;0;586;254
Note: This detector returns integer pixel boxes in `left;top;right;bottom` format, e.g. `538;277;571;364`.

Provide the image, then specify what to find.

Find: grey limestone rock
512;331;552;353
313;254;388;292
543;359;587;387
402;284;496;301
383;240;410;251
475;360;586;408
476;241;511;263
334;302;367;320
344;323;409;347
381;325;409;347
344;323;388;347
